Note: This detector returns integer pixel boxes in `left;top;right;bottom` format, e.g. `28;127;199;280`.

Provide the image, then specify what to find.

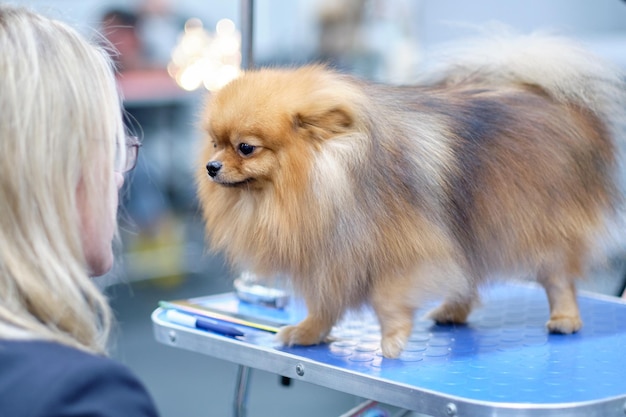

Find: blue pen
165;309;244;337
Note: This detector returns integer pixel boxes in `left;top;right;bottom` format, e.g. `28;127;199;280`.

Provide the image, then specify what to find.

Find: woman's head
0;5;128;353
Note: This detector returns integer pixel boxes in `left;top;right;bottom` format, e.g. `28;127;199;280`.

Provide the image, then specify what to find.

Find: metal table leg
233;365;251;417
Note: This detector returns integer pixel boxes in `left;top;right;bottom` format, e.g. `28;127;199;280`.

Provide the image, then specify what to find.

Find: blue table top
153;283;626;416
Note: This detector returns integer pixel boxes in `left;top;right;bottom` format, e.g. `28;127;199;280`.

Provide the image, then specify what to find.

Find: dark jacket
0;340;159;417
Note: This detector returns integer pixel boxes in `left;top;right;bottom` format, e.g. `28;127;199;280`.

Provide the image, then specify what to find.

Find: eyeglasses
116;135;142;173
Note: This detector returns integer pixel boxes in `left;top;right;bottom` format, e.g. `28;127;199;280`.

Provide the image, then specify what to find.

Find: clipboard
159;292;307;333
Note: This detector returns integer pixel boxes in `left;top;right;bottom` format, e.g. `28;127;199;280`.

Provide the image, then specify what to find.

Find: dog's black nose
206;161;222;177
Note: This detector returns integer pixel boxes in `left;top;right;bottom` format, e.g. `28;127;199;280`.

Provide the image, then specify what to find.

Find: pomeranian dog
197;33;625;358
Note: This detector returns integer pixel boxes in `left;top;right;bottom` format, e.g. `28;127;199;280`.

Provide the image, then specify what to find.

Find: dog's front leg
370;278;417;359
276;301;338;347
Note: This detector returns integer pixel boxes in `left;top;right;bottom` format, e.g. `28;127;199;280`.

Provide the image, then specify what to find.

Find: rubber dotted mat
273;284;626;404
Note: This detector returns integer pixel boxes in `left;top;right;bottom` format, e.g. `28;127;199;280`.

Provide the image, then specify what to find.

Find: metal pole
240;0;254;70
233;365;252;417
233;3;253;415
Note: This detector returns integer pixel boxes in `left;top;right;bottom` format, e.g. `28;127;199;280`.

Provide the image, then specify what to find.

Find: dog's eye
238;143;255;156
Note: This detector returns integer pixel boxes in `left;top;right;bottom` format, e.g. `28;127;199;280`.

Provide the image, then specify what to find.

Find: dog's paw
276;323;328;347
380;333;408;359
546;315;582;334
427;303;470;325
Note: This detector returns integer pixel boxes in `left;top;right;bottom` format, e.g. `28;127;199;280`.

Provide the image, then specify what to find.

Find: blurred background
13;0;626;416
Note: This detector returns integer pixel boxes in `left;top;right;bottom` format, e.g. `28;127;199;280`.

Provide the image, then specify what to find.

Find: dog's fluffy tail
426;29;626;259
426;30;625;119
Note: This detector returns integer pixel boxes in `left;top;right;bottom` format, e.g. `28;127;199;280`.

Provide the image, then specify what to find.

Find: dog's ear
294;106;354;141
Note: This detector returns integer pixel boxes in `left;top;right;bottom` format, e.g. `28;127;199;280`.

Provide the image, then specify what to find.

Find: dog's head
199;65;363;192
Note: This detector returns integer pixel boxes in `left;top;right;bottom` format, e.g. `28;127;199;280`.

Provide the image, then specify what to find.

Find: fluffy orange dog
197;34;625;358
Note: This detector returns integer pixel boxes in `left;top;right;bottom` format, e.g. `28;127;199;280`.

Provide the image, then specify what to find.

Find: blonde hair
0;6;126;354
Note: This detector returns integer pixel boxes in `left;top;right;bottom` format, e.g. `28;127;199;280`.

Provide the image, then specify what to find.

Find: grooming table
152;283;626;416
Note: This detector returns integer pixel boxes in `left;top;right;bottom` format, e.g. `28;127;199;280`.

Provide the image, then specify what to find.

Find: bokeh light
168;18;242;92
